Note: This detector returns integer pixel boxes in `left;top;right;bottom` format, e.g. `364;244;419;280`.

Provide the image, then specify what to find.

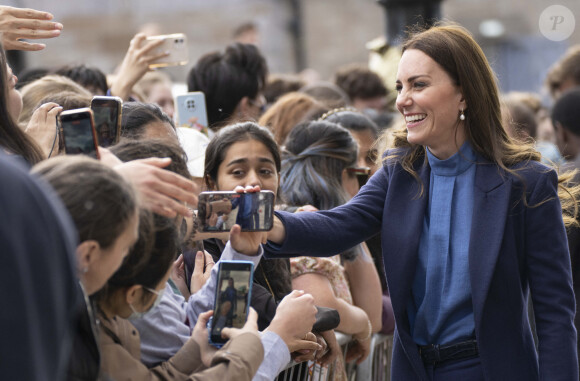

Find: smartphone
196;191;275;232
91;96;122;147
146;33;188;68
59;108;100;160
182;240;205;289
208;260;254;347
175;92;209;133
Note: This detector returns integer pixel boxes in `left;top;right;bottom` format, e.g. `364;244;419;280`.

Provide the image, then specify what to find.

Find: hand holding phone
197;191;275;233
146;33;188;68
59;108;100;159
208;260;254;348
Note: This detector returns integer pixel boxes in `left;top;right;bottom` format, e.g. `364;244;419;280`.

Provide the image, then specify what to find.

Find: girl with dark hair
108;137;320;381
120;101;177;142
187;43;268;132
280;121;382;369
266;24;579;380
320;108;395;336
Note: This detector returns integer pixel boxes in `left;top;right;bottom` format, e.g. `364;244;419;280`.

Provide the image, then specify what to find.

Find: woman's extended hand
229;185;268;255
0;6;62;51
25;102;62;158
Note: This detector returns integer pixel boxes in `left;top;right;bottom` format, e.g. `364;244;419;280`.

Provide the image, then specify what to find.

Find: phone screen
197;191;275;232
60;110;99;159
91;97;122;147
210;261;254;345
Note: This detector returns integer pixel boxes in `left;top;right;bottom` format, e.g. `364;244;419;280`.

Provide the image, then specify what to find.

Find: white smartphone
146;33;189;68
175;92;209;132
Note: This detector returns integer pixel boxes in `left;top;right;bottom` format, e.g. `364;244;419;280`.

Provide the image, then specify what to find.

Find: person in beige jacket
94;202;276;380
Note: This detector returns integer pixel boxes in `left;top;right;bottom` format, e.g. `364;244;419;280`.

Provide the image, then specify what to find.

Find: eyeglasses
346;166;371;188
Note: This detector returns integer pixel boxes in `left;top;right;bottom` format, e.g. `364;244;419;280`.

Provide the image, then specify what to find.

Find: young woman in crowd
31;155;140;380
110;137;323;380
266;24;579;380
280;120;382;369
320;108;395;335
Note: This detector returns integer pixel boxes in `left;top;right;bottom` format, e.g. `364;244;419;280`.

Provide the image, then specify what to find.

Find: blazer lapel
469;161;512;327
382;158;430;380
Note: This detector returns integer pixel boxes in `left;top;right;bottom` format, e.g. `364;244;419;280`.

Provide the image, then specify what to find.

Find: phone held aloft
175;92;209;133
59;108;100;160
208;260;254;348
146;33;188;68
196;191;275;232
90;96;122;148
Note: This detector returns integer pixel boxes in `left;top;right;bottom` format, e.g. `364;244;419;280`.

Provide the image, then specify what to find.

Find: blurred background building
5;0;580;97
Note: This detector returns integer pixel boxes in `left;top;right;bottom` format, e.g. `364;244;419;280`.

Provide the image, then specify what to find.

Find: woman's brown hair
384;23;578;225
0;44;45;165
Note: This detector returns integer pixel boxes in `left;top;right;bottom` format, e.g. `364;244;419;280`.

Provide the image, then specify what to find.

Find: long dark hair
280;120;360;261
0;45;44;165
281;120;357;211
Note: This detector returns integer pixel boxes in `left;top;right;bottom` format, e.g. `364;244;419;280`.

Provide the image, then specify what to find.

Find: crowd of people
2;4;580;381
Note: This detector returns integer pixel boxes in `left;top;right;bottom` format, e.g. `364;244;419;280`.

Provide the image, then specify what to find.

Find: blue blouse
409;142;477;345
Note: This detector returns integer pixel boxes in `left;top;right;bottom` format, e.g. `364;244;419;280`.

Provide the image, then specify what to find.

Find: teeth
405;114;427;123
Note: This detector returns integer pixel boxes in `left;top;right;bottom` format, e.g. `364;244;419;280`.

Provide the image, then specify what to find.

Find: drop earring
459;109;465;121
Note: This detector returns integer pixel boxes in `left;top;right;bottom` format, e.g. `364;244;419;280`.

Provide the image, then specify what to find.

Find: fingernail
196;251;202;258
55;22;63;30
52;29;61;36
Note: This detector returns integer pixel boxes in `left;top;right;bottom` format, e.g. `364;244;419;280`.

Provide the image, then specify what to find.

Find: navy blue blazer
266;151;578;380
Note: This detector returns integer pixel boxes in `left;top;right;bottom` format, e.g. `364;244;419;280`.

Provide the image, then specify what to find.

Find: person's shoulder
507;159;557;190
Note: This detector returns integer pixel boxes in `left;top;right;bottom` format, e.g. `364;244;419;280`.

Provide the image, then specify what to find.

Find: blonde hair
258;92;327;146
18;75;92;128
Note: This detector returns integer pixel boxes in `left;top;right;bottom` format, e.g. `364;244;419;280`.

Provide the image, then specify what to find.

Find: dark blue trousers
425;356;484;381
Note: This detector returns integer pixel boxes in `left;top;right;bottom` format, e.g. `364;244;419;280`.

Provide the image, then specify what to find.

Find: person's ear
76;240;101;274
205;174;216;191
237;96;252;116
459;92;467;111
125;284;144;306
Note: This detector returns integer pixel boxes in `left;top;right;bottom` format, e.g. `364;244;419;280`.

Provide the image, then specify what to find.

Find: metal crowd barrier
274;332;393;381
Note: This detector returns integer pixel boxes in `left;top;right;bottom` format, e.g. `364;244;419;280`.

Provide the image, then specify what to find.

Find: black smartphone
196;191;275;232
208;260;254;347
91;96;122;147
59;108;100;159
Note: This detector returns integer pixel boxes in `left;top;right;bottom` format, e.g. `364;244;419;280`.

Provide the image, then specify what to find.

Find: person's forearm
344;245;383;332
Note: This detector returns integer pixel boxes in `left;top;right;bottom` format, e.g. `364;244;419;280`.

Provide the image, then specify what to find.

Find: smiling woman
265;24;580;381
